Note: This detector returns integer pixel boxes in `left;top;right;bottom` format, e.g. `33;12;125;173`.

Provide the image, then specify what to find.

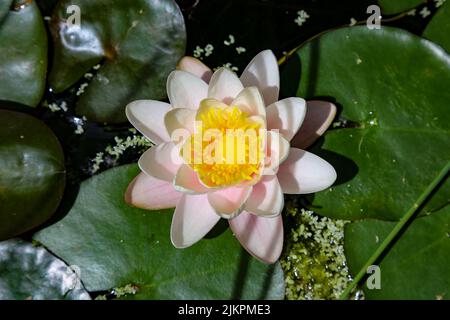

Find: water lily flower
125;50;337;264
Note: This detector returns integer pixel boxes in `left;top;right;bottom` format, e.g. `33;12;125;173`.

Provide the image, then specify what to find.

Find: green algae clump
281;199;353;300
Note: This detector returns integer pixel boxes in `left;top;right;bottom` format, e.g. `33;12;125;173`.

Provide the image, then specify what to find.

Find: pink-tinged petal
231;87;266;117
138;142;182;182
208;186;253;219
263;131;290;175
266;97;306;141
171;194;220;248
240;50;280;105
125;172;182;210
245;176;284;217
167;70;208;110
173;164;210;194
229;212;283;264
177;56;213;83
164;108;196;139
125;100;171;144
208;68;244;104
291;100;337;149
277;148;336;194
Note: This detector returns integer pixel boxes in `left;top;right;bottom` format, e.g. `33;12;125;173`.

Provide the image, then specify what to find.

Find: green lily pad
344;208;450;299
0;0;47;107
0;110;66;240
423;0;450;53
34;164;285;300
48;0;186;123
281;26;450;221
377;0;424;14
0;0;12;22
0;239;90;300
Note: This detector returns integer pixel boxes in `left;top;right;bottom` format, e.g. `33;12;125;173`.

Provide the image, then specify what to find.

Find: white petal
266;97;306;141
291;100;337;149
207;187;253;219
263;131;290;175
125;100;171;144
173;164;210;194
177;56;213;83
125;172;182;210
229;212;283;264
245;176;284;217
171;194;220;248
164;108;196;140
138;142;182;182
208;68;244;104
277;148;336;194
167;70;208;110
231;87;266;117
240;50;280;105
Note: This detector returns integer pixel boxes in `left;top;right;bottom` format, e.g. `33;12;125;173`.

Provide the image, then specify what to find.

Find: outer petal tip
170;194;220;248
277;148;337;194
266;97;306;141
138;143;182;182
167;70;209;110
125;100;171;144
124;180;135;205
229;212;283;264
240;50;280;105
208;67;244;104
125;172;182;210
177;56;213;83
291;100;337;149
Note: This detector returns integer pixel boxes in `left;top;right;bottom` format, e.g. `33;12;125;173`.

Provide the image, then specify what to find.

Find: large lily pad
48;0;186;123
281;26;450;221
0;0;47;107
378;0;424;14
423;0;450;53
34;164;285;300
0;239;90;300
0;110;66;240
344;208;450;299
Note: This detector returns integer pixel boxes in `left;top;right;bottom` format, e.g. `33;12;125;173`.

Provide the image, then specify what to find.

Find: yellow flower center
181;105;264;188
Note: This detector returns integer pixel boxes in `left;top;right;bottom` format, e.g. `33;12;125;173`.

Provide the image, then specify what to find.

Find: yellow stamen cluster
182;105;264;187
